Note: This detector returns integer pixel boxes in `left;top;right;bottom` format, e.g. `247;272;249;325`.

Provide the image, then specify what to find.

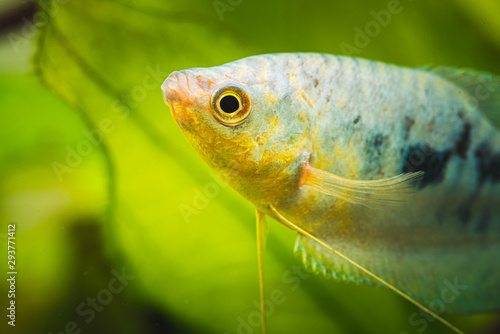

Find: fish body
162;54;500;314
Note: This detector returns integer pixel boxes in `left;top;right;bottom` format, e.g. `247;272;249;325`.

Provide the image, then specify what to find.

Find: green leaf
0;73;110;333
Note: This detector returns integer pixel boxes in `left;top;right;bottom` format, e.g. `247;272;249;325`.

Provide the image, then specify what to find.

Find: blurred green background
0;0;499;333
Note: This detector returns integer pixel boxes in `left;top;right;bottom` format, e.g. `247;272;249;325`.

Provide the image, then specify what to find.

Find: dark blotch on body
373;133;387;150
403;116;415;140
373;133;385;148
474;142;500;185
457;109;465;119
353;115;361;124
366;133;387;156
455;123;471;159
400;121;473;188
401;144;452;188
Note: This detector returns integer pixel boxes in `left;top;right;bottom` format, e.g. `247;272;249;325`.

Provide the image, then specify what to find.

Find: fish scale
162;53;500;319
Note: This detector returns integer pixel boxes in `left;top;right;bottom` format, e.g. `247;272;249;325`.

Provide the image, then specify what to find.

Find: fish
161;53;500;333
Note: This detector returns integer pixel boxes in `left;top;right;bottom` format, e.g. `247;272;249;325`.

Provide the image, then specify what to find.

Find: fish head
162;55;311;204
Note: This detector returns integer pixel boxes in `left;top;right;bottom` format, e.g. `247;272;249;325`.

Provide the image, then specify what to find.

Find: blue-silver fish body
162;53;500;314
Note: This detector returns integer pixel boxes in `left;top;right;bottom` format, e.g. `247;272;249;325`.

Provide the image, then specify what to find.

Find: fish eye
210;83;251;127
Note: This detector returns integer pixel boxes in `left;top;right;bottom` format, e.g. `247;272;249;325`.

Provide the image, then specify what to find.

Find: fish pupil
220;95;240;113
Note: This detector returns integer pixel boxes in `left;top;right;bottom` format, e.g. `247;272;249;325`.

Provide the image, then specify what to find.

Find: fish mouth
162;71;187;123
161;71;194;125
162;71;182;102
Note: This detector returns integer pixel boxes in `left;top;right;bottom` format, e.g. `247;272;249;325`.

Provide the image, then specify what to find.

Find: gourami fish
161;53;500;333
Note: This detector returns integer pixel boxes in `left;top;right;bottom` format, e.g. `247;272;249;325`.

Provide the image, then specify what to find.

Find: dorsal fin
425;66;500;129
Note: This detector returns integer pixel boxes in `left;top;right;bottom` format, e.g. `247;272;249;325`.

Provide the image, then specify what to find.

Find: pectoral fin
302;165;424;209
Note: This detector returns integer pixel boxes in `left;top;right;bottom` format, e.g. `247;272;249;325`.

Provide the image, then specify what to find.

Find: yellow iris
210;83;251;127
